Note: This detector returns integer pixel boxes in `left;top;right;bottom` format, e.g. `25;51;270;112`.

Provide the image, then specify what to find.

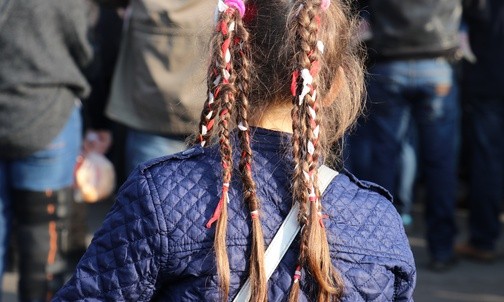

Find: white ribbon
238;122;248;131
317;41;325;53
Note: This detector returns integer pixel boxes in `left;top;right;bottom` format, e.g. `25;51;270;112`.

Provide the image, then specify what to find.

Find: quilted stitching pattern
54;128;416;301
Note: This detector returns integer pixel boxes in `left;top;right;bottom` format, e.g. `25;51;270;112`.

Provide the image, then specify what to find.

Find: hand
458;30;477;63
83;130;112;154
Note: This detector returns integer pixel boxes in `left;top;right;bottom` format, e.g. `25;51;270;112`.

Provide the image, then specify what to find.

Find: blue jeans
125;128;187;175
344;117;373;181
365;59;460;261
396;132;417;216
0;106;82;285
465;96;504;251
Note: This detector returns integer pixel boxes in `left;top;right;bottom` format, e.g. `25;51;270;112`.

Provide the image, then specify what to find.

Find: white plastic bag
75;152;116;203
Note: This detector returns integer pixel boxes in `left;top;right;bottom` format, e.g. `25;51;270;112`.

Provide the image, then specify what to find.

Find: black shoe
427;257;458;272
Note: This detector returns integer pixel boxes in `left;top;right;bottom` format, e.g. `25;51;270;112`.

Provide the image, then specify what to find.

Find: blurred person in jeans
348;0;462;271
103;0;214;175
457;0;504;262
0;0;94;300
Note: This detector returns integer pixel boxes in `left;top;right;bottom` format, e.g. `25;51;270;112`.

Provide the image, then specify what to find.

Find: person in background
394;125;418;229
348;0;463;271
456;0;504;262
83;1;126;184
0;0;93;300
54;0;416;300
82;3;124;156
103;0;215;175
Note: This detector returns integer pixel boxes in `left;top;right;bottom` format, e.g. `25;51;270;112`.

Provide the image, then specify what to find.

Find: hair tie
293;266;302;283
321;0;330;11
224;0;246;17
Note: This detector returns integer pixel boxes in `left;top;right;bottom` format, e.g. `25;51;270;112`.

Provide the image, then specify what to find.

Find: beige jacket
106;0;214;135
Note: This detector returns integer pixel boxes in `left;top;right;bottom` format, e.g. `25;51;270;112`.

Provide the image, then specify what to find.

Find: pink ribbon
225;0;246;17
321;0;330;11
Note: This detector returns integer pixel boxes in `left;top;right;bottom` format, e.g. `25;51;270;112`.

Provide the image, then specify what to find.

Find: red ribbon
205;185;230;229
291;70;300;96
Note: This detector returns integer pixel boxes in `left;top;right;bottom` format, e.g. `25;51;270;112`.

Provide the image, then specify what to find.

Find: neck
249;103;293;133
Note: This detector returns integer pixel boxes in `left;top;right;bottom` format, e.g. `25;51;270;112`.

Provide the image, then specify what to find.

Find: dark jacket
462;0;504;97
0;0;92;158
359;0;462;61
83;5;124;130
54;128;416;301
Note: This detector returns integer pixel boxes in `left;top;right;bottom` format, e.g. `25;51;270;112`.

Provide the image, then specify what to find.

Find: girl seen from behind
54;0;416;300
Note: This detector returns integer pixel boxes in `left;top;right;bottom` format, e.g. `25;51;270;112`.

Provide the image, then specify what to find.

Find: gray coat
0;0;92;158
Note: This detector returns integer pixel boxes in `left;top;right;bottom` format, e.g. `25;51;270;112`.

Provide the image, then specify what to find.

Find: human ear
321;66;347;106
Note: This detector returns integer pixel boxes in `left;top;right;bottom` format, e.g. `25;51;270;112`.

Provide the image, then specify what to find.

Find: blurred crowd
0;0;502;300
345;0;504;271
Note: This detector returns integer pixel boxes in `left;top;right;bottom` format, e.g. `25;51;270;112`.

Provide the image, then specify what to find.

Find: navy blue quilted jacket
54;128;416;301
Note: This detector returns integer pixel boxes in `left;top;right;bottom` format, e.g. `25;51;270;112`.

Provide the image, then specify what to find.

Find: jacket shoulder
138;146;207;171
338;169;393;202
135;145;219;205
324;172;416;300
132;146;220;249
324;172;411;261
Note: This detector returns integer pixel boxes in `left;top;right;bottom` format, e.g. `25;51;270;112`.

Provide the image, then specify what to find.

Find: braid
289;85;310;302
288;5;312;297
196;26;225;146
215;90;235;302
288;0;344;301
203;3;241;300
234;14;268;302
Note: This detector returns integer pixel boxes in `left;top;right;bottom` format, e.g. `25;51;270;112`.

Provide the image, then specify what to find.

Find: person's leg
465;96;504;253
412;58;459;266
9;106;83;301
0;162;11;295
397;134;417;226
125;128;187;175
365;61;411;197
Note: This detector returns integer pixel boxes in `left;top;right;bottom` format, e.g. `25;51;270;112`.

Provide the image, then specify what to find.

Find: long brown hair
194;0;364;301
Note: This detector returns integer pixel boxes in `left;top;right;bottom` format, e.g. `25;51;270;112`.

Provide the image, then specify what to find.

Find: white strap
233;165;338;302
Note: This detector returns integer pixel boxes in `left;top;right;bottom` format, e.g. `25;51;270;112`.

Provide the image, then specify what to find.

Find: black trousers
12;187;87;302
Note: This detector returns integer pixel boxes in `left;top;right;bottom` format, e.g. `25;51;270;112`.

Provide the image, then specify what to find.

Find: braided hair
287;0;346;300
194;0;364;301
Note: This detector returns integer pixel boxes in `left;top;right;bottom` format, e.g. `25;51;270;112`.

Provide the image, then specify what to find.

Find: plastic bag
75;152;116;203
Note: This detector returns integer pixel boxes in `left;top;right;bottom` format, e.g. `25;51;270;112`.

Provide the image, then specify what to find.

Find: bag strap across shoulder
233;164;339;302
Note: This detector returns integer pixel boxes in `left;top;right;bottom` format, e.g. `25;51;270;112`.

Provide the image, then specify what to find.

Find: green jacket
105;0;214;136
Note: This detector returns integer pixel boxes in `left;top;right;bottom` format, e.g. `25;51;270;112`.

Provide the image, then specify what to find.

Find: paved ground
2;199;504;301
408;208;504;302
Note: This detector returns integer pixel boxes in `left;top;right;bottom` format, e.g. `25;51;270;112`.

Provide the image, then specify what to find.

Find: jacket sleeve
393;262;416;302
53;168;168;301
391;220;417;301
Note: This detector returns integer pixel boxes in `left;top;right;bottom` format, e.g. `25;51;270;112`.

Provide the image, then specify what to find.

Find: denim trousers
396;132;417;216
465;96;504;251
0;106;82;287
125;128;187;175
361;58;460;261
